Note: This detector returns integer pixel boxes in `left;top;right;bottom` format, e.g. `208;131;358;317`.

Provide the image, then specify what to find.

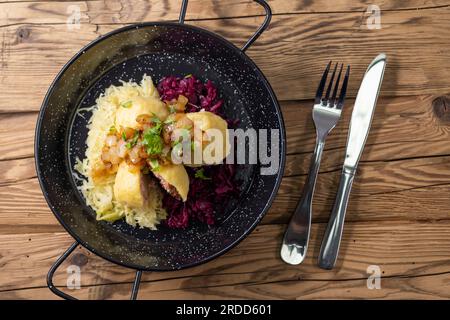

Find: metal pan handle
47;241;143;300
178;0;272;52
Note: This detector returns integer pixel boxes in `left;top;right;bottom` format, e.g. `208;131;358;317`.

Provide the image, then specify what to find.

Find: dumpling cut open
153;163;189;202
113;162;151;208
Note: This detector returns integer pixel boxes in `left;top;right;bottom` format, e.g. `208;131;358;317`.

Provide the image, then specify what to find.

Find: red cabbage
163;165;239;229
157;75;224;114
158;75;238;229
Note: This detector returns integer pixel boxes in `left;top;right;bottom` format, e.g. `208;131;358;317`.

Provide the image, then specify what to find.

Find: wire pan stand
46;0;272;300
47;241;142;300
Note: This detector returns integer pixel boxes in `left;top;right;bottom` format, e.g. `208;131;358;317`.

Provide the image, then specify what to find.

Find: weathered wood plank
0;113;36;161
1;0;448;24
2;272;450;299
270;178;450;223
1;0;450;300
4;145;450;193
0;274;449;300
0;157;36;186
1;8;450;111
2;154;450;232
1;221;449;298
2;95;448;162
1;94;449;228
131;272;450;299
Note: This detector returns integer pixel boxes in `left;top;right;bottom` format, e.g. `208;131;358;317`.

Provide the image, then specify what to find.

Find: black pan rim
35;21;286;271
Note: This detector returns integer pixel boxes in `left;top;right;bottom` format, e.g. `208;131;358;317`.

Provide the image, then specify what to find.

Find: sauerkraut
75;75;166;229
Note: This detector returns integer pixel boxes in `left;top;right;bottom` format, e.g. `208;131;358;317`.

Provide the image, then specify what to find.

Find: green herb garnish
109;125;117;134
151;113;161;124
149;159;160;172
120;101;132;108
123;130;139;149
148;122;162;136
125;131;139;149
195;168;211;180
142;127;163;156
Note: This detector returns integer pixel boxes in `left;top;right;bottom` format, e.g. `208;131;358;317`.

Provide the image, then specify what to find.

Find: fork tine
324;63;338;104
331;63;343;105
337;65;350;109
314;61;331;104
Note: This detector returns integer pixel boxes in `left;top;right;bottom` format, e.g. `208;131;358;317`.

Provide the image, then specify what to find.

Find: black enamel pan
35;0;286;299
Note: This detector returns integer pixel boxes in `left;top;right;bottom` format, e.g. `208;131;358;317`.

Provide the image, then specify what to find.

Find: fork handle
318;169;355;270
281;138;325;265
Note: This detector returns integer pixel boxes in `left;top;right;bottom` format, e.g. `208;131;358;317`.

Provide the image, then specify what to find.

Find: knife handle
318;169;355;270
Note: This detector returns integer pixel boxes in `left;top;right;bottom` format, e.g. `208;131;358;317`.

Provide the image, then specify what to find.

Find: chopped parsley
148;121;163;136
149;159;160;172
120;101;132;108
121;131;127;141
142;126;163;156
109;125;117;134
125;132;139;149
151;113;161;124
195;168;211;180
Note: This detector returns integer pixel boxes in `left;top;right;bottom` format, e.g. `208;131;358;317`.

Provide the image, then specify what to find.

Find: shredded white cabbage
75;75;166;229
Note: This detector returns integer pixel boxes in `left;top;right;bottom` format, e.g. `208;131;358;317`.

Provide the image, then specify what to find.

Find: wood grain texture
1;95;448;162
1;0;449;24
10;273;450;299
1;94;449;231
1;221;449;298
1;7;450;111
2;154;450;234
2;272;450;299
0;113;36;161
1;0;450;300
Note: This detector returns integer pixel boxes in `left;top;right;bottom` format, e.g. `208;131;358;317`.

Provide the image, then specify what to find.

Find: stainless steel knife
318;53;387;270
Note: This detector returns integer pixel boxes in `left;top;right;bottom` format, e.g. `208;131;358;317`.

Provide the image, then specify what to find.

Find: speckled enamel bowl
35;21;286;271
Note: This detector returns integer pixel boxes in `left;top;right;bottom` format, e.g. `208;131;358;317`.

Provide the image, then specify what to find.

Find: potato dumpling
153;163;189;202
115;96;169;129
186;111;230;165
113;162;150;208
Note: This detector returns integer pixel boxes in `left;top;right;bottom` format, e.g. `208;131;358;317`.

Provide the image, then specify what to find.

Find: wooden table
1;0;450;300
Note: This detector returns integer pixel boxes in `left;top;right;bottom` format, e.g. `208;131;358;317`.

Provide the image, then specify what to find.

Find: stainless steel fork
281;62;350;265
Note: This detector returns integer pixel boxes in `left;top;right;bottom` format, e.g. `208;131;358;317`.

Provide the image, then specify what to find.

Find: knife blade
317;53;387;270
343;53;387;173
